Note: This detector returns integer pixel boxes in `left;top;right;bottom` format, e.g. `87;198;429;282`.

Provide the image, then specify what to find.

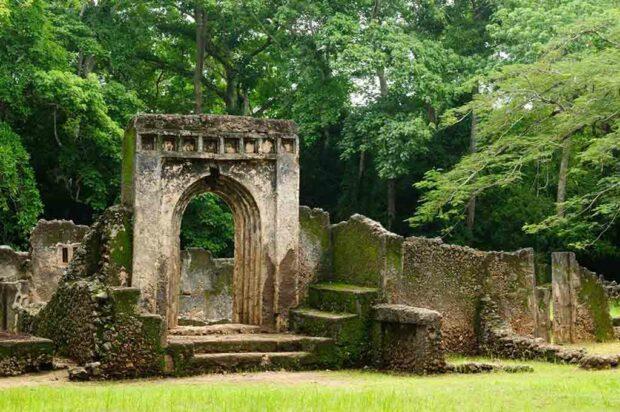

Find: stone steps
289;308;360;338
290;282;380;367
169;323;262;336
308;283;378;315
190;351;313;372
168;333;332;354
166;325;336;375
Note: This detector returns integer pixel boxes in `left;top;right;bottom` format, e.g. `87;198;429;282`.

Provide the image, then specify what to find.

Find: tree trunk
224;73;239;114
466;111;477;231
387;178;396;230
556;136;572;217
193;6;207;114
377;67;388;98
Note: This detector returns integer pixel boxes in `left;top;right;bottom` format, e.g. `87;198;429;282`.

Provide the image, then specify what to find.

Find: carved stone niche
281;138;295;154
244;138;258;154
203;138;219;154
140;134;156;151
224;138;239;154
162;136;177;152
182;136;197;152
260;138;274;154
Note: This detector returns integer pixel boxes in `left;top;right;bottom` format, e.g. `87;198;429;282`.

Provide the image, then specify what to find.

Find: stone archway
121;115;300;330
171;174;262;327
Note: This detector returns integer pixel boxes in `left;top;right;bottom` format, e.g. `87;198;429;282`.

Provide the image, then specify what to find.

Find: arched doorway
123;114;300;331
169;173;262;328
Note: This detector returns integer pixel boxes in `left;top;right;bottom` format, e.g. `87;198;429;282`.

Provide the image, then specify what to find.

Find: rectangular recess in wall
140;134;156;151
181;136;197;152
203;138;219;154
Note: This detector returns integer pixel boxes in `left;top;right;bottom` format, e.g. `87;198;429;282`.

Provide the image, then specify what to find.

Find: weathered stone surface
579;354;620;370
0;334;54;377
372;304;441;325
478;296;585;364
397;237;536;354
29;220;89;302
446;362;533;374
123;114;300;330
0;246;30;282
552;252;614;343
179;249;233;322
298;207;332;300
21;206;166;379
308;283;377;315
370;304;445;374
331;214;403;288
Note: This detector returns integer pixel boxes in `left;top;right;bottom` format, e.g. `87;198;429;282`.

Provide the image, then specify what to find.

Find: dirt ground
0;369;355;389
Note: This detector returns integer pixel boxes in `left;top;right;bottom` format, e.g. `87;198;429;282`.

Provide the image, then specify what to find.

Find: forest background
0;0;618;279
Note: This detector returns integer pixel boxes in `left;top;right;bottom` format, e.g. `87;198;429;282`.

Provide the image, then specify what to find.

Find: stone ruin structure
1;114;618;379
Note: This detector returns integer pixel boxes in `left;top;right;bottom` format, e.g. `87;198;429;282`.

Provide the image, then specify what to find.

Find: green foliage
0;0;617;276
412;10;620;259
180;193;234;258
0;123;42;247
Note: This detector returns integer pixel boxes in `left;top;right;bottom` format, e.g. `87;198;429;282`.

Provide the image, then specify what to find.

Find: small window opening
62;247;69;263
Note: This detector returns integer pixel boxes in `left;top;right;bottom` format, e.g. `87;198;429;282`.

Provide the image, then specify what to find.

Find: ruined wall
29;220;89;302
179;248;233;322
298;207;332;300
397;237;536;354
0;246;30;282
552;252;614;343
21;206;165;378
331;214;402;291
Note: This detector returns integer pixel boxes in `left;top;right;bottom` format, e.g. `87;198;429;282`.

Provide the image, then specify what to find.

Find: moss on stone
332;218;383;287
579;273;614;342
308;283;378;315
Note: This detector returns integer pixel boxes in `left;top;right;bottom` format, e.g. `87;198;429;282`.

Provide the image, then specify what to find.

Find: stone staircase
165;323;334;375
290;282;379;366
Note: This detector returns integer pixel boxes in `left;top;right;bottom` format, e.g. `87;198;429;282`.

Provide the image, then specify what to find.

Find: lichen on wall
396;237;536;354
20;205;165;378
552;252;614;343
298;206;332;300
179;248;233;322
331;214;403;288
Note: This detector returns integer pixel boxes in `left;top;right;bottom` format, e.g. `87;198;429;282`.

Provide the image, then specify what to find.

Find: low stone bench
0;334;54;376
370;304;445;374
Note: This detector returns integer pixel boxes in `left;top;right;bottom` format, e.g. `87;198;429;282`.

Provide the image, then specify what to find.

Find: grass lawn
610;301;620;318
1;357;619;412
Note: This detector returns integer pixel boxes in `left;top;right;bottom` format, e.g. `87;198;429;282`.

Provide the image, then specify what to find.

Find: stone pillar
552;252;579;343
274;138;300;330
534;285;551;341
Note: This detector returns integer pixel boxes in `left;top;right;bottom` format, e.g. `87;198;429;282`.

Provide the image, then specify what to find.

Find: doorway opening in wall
178;192;235;326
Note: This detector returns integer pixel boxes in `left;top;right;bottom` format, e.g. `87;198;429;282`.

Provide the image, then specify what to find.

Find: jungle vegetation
0;0;618;277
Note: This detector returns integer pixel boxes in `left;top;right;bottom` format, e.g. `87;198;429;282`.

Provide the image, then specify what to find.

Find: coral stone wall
396;238;536;354
552;252;614;343
22;206;165;378
179;248;233;322
0;247;30;282
298;207;332;300
331;214;403;290
29;220;89;302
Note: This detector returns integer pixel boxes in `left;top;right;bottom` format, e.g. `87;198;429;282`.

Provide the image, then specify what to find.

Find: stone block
370;304;445;374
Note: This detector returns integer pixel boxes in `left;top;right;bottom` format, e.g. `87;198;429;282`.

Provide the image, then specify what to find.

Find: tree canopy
0;0;617;275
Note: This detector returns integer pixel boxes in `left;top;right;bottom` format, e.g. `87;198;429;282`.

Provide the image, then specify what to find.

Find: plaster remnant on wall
179;248;233;322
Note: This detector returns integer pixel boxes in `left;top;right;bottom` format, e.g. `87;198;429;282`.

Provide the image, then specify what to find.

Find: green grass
1;358;620;412
610;301;620;318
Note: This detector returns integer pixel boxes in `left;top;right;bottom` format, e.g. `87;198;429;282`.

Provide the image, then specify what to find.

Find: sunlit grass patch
1;358;619;412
